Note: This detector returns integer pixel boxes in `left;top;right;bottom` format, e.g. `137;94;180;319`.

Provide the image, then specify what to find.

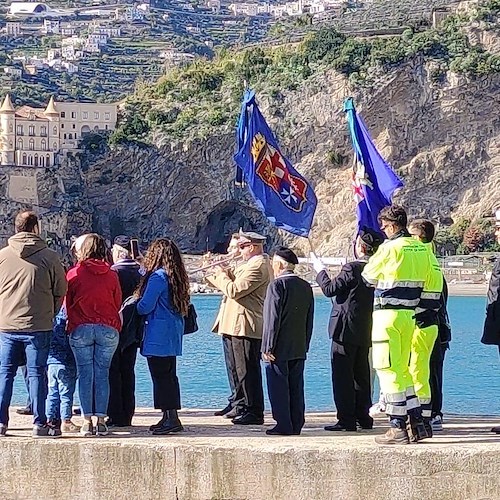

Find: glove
310;252;326;274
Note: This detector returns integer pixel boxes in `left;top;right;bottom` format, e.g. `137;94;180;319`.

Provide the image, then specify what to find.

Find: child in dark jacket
46;306;80;433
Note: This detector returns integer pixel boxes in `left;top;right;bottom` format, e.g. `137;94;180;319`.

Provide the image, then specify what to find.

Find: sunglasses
238;242;252;249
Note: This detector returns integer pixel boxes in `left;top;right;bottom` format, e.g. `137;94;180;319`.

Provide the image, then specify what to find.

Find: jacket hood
8;232;47;258
80;259;112;275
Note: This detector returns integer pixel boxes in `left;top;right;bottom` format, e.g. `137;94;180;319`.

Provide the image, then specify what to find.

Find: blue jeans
46;363;77;421
0;332;51;426
70;324;119;417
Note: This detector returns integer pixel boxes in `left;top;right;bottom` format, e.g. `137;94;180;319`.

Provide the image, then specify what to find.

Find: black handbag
183;303;198;335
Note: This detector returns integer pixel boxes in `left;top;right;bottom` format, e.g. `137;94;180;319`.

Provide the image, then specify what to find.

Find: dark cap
274;246;299;265
114;235;131;250
359;227;384;250
238;230;267;244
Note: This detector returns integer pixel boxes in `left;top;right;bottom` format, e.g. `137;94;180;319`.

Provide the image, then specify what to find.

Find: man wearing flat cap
310;228;383;432
481;209;500;434
262;247;314;435
206;230;271;425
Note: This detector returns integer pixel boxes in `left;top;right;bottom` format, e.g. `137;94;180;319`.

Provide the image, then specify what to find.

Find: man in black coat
481;209;500;434
262;247;314;436
311;228;383;432
107;235;142;427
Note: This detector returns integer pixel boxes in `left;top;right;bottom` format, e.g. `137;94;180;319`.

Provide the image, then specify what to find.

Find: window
9;124;13;133
41;139;46;151
34;154;38;167
61;112;66;118
29;125;35;136
94;112;99;120
52;142;58;151
53;126;57;135
72;124;76;129
105;112;110;120
83;111;88;119
28;155;33;166
40;156;45;167
63;133;67;139
46;154;51;166
41;126;47;136
16;125;23;135
61;124;64;129
71;111;76;119
22;153;27;165
29;138;34;150
17;138;23;150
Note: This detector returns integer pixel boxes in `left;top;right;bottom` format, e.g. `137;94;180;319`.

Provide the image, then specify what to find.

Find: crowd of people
0;206;498;443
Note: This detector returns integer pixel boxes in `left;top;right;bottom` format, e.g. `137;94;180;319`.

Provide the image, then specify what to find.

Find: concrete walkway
1;408;499;499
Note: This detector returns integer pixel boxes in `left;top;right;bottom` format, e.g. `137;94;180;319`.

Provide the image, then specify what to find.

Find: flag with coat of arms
234;89;317;237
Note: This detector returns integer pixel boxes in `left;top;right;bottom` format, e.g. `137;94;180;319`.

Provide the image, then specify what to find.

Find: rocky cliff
2;0;500;257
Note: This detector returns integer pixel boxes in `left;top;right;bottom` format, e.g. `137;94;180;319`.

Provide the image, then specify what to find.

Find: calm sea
11;295;500;415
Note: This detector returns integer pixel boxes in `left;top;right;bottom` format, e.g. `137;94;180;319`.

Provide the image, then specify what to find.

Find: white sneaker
430;415;443;432
369;402;386;417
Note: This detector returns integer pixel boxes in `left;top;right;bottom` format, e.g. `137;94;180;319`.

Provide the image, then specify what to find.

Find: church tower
0;94;15;166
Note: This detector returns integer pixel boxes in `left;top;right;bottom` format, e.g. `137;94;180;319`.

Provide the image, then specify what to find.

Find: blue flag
344;97;403;236
235;90;317;237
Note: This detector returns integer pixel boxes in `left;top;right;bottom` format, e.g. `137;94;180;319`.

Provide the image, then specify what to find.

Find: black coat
316;261;374;347
482;258;500;346
112;259;142;350
262;271;314;361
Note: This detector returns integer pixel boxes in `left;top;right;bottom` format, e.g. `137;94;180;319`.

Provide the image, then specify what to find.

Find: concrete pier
1;409;499;500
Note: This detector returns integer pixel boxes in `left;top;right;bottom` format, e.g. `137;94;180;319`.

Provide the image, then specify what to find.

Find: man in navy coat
311;228;383;432
262;247;314;436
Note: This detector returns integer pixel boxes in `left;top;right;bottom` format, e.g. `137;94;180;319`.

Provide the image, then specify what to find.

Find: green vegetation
110;1;500;146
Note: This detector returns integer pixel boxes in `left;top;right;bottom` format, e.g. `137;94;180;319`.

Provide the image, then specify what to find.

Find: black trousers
231;336;264;418
222;335;245;410
147;356;181;411
108;344;138;425
266;359;305;434
332;342;372;428
430;340;447;418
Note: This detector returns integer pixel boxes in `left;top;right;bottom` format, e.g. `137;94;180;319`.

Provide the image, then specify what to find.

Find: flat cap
114;234;131;250
274;246;299;265
238;229;267;244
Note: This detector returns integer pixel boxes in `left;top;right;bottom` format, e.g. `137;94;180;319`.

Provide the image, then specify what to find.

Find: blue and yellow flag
235;90;317;237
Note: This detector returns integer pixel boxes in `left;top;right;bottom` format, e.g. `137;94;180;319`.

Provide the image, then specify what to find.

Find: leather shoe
266;426;292;436
324;422;357;432
232;412;264;425
491;426;500;434
357;419;374;430
224;407;244;419
16;407;33;416
214;404;233;417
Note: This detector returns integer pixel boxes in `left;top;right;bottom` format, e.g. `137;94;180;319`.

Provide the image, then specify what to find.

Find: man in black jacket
311;228;383;432
481;209;500;434
107;235;142;427
262;247;314;436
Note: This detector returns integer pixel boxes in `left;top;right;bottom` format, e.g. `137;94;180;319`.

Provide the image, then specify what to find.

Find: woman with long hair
66;234;122;436
136;238;190;435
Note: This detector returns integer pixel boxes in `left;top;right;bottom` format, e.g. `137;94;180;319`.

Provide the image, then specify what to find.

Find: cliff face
76;58;500;255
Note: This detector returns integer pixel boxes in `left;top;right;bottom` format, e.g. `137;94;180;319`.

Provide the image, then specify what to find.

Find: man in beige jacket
0;211;67;438
206;231;271;425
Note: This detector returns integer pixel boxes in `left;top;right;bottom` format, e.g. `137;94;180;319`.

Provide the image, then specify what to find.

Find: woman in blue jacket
136;238;190;435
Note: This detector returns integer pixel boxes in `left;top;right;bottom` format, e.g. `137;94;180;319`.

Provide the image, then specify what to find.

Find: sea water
11;295;500;415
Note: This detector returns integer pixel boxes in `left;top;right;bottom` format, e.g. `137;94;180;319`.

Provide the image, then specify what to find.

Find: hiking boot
152;410;184;435
62;420;81;433
150;412;168;432
33;424;62;438
80;421;94;437
375;427;410;445
95;422;109;436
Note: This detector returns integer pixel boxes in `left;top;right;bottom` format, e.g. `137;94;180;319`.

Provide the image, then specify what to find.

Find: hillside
2;0;500;257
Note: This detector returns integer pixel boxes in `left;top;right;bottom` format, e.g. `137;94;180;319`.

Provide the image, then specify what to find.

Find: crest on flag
251;133;308;213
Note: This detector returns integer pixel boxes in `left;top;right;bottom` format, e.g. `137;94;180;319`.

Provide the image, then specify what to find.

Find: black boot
152;410;184;435
149;411;168;432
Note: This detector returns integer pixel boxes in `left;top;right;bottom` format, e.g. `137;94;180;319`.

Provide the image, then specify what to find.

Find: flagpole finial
243;79;248;90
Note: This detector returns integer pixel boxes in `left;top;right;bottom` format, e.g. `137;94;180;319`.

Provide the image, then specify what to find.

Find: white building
88;33;108;46
47;49;61;61
84;40;101;53
3;67;22;78
43;19;60;34
61;61;78;74
6;22;21;36
9;2;49;16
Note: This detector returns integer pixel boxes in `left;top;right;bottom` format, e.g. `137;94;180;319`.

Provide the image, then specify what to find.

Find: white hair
273;255;295;271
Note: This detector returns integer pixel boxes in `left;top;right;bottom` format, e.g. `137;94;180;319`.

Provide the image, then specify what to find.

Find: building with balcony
0;94;117;167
